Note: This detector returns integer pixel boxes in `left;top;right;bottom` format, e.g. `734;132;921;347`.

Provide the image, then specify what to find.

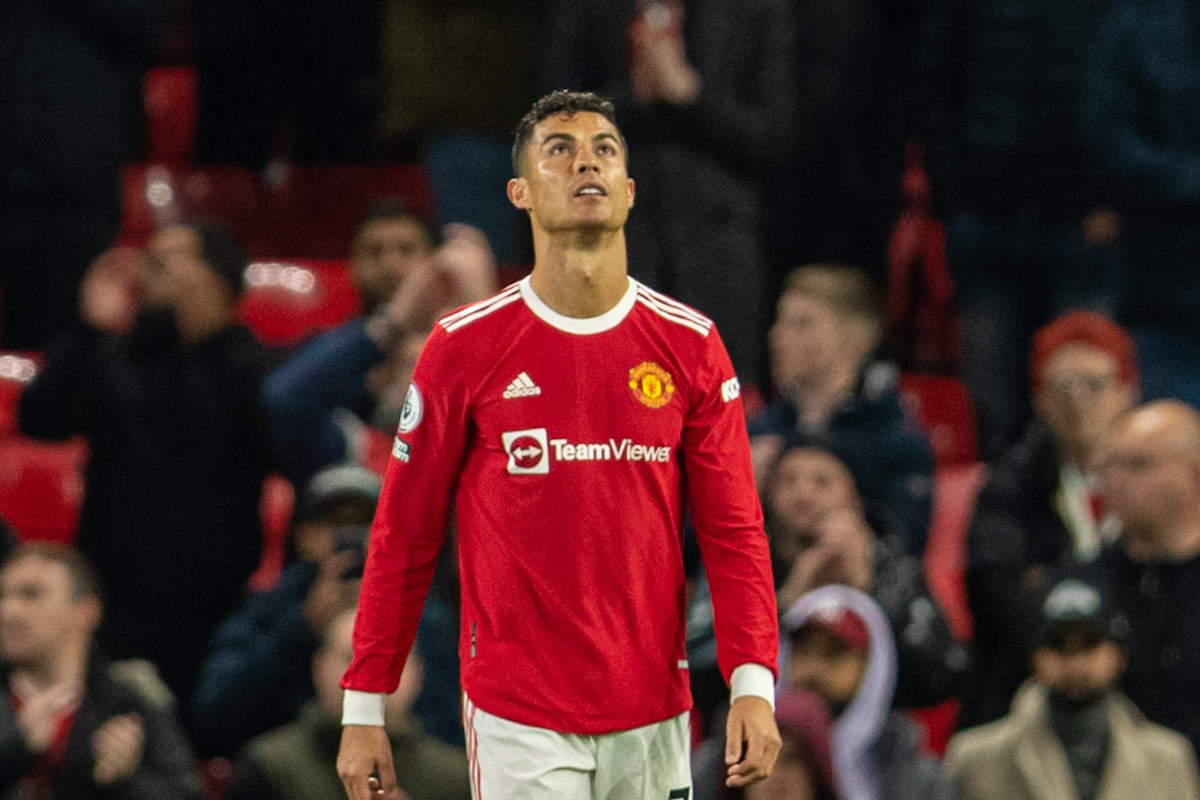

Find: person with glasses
957;310;1139;730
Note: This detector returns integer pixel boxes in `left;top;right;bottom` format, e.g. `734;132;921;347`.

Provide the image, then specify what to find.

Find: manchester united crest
628;362;675;409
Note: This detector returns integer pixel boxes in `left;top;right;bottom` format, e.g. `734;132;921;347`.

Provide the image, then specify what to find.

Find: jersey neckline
518;275;638;335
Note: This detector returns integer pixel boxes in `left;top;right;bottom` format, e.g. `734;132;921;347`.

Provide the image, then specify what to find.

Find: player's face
507;111;635;235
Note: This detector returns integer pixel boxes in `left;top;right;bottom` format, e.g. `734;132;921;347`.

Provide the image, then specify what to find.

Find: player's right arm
337;323;471;799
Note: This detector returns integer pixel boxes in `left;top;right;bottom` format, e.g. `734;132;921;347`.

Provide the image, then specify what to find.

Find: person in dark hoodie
16;221;274;723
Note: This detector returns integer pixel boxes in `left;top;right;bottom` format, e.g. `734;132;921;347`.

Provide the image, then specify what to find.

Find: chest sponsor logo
502;428;550;474
502;428;672;474
398;382;423;434
628;361;675;409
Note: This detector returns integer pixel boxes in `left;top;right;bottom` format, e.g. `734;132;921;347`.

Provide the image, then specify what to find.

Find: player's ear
507;178;531;211
627;178;635;209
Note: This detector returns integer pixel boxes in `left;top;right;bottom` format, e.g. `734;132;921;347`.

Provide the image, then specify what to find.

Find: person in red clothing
336;90;782;800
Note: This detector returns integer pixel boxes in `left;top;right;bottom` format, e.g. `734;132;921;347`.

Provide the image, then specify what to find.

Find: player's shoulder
435;280;525;337
631;281;713;339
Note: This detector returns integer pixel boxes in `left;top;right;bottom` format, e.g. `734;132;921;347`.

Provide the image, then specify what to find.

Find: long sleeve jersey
343;277;778;734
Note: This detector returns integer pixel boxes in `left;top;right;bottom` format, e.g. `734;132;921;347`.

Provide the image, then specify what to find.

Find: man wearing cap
778;585;951;800
962;310;1139;728
946;576;1199;800
17;221;274;726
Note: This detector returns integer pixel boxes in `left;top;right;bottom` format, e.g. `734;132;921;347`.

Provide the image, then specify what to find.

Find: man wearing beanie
17;221;275;732
961;310;1139;728
946;576;1199;800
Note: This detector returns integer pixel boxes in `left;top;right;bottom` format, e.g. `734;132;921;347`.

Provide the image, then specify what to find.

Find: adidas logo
503;372;542;399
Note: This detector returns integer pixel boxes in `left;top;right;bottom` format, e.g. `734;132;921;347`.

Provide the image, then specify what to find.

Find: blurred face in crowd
787;625;867;716
0;555;98;671
768;448;860;563
508;111;635;237
1033;629;1124;706
141;225;230;313
769;292;843;392
1100;403;1200;556
351;217;435;313
313;609;423;731
1036;344;1135;464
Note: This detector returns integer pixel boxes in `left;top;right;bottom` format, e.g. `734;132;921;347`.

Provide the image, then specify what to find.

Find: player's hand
725;695;782;788
338;725;404;800
92;713;144;785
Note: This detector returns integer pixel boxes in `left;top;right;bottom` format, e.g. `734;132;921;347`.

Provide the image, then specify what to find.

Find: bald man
1094;400;1200;755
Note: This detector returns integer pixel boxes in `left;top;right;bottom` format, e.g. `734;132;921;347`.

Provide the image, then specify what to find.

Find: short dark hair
512;90;626;176
3;542;102;602
183;219;247;298
353;197;436;247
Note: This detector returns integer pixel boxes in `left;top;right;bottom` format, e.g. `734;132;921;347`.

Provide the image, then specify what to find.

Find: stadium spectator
0;0;176;350
16;222;274;721
1082;0;1200;411
777;585;952;800
765;442;967;709
225;606;470;800
541;0;797;390
0;542;203;799
263;211;495;490
337;90;782;800
1091;400;1200;756
947;575;1200;800
190;464;382;757
916;0;1121;457
960;311;1139;729
749;264;934;556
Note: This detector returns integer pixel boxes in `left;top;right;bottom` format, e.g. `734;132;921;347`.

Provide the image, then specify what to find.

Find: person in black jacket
960;310;1138;729
0;542;203;800
16;221;274;726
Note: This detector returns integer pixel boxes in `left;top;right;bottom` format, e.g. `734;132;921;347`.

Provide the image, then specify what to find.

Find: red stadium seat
249;473;295;592
0;353;40;438
143;66;197;167
924;462;984;642
899;373;978;469
117;164;270;256
237;258;361;346
263;163;437;257
0;437;87;543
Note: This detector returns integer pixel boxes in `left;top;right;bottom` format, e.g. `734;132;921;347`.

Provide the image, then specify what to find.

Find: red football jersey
343;277;778;734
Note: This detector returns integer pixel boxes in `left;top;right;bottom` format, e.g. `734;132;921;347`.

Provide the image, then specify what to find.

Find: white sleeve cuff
729;663;776;712
342;690;386;726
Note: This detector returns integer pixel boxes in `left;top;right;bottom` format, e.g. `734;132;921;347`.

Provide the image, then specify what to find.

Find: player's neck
529;229;629;318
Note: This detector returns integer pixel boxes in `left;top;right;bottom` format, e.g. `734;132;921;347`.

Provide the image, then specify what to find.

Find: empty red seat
237;258;361;345
263;163;436;257
0;437;87;543
899;373;978;469
143;66;197;167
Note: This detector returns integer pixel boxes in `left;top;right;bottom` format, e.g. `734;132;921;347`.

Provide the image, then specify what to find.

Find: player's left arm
681;329;781;784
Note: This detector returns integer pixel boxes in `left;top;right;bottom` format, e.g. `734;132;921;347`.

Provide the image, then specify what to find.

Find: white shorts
463;695;693;800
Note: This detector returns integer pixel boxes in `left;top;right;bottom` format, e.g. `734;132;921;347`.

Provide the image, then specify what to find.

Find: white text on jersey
548;438;671;463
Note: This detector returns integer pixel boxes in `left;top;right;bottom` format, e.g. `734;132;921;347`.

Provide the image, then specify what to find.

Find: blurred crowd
1;0;1200;798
